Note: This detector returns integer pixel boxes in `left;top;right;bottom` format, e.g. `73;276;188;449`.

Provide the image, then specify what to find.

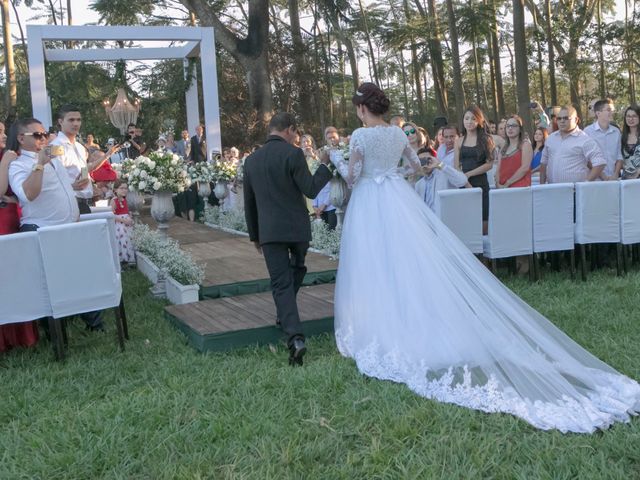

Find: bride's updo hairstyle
352;82;390;115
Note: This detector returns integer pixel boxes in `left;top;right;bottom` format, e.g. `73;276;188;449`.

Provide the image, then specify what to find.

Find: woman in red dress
495;115;532;189
0;122;39;352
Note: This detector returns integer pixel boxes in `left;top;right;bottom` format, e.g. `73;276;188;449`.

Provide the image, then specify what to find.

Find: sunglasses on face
22;132;50;140
404;128;416;135
505;123;520;128
556;116;573;121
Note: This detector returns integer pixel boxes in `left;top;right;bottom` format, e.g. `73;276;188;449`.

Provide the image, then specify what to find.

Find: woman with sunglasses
403;122;436;163
0;122;40;352
454;106;495;231
495;115;532;189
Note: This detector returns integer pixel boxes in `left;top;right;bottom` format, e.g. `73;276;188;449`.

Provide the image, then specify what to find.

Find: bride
326;82;640;433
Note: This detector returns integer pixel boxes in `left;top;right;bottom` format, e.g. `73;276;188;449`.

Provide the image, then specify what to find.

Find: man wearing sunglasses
8;118;79;230
540;105;606;184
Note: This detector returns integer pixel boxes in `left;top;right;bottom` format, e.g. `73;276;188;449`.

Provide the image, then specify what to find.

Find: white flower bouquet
187;161;216;183
212;161;237;182
127;151;191;193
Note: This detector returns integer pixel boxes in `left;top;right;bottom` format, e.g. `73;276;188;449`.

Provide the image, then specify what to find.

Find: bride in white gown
327;82;640;433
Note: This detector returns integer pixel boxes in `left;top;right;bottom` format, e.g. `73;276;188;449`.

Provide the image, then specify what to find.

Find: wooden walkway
139;213;337;351
165;283;335;352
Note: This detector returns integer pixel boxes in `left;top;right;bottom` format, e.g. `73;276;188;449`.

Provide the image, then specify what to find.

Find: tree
445;0;466;124
513;0;532;133
1;0;17;122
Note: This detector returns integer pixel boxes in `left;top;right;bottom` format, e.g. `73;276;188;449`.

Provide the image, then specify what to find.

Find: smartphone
80;166;89;180
529;101;539;109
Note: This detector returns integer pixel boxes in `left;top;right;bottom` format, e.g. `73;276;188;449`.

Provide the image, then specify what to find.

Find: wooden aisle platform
164;283;335;352
139;213;337;351
140;215;338;298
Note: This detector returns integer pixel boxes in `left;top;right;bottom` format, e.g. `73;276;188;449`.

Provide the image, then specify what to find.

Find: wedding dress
329;125;640;433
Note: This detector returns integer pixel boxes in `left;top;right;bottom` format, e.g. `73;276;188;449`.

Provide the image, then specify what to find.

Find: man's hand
36;149;52;166
253;241;262;255
72;178;90;190
318;148;330;165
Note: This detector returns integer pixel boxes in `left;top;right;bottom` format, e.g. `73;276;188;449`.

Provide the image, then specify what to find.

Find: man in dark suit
183;124;206;221
244;112;333;365
189;124;207;163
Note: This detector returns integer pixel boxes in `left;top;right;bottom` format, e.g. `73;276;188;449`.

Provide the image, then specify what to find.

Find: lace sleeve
400;143;421;176
330;131;364;187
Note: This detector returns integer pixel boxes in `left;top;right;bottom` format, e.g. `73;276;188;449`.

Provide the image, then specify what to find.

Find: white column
184;58;200;136
200;27;222;159
26;26;51;129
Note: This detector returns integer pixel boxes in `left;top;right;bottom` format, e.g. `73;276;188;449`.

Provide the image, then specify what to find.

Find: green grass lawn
2;268;640;479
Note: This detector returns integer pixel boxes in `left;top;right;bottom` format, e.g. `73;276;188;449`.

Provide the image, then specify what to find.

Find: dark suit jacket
244;135;333;244
190;135;206;163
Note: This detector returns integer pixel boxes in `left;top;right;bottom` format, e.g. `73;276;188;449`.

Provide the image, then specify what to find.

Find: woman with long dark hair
454;106;495;231
621;105;640;179
496;115;532;188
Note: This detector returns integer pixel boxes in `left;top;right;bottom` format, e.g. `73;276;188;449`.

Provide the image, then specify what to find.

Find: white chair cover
436;188;483;254
532;183;575;253
483;187;533;259
620;179;640;245
0;232;52;324
37;220;122;318
574;181;620;244
79;212;120;273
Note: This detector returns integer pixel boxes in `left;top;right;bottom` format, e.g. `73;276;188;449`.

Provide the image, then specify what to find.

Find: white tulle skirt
334;175;640;433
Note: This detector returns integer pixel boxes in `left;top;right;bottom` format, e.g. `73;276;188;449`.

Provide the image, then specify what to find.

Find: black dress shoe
288;337;306;366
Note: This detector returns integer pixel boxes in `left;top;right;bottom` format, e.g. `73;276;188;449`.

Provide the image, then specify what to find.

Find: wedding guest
0;122;39;351
301;134;319;215
389;114;405;127
621;104;640;179
84;133;100;153
110;179;135;265
435;125;459;168
156;135;168;152
584;98;623;180
189;124;206;163
531;127;548;174
434;126;445;151
324;126;340;148
165;133;177;153
454;106;495;231
312;182;337;230
176;129;191;159
403;122;435;165
123;123;144;159
415;156;469;211
540;105;606;184
497;119;507;140
495;115;532;188
487;120;497;135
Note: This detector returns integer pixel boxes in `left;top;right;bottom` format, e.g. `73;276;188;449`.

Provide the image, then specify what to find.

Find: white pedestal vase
197;181;211;198
150;190;175;238
214;181;229;209
127;188;144;219
329;177;349;228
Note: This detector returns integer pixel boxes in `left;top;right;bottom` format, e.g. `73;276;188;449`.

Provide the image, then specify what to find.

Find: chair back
484;187;533;258
37;220;122;318
574;181;620;244
532;183;574;253
436;188;483;253
620;179;640;245
0;232;52;324
79;211;120;273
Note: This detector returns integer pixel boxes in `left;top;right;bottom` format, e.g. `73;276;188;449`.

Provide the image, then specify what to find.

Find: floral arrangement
203;205;342;258
112;158;137;183
126;151;191;193
322;142;349;178
132;223;205;285
212;161;237;182
187;161;216;183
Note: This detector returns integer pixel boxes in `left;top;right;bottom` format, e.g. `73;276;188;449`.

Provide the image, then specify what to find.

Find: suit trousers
261;241;309;345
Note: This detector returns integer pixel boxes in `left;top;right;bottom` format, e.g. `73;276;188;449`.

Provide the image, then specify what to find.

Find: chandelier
103;88;141;134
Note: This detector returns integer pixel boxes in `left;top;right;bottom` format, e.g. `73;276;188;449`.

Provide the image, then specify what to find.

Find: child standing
110;180;135;265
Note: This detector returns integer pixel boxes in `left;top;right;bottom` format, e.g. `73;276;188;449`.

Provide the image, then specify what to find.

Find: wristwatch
32;164;44;172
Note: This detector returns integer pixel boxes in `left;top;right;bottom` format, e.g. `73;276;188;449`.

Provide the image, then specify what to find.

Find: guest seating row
436;179;640;281
0;218;126;359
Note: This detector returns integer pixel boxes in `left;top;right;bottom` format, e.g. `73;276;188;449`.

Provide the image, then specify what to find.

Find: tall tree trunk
531;8;547;106
415;0;448;115
544;0;558;105
564;40;582;117
357;0;379;84
471;37;482;106
446;0;465;123
596;0;606;97
487;35;498;121
67;0;72;24
310;7;325;130
1;0;17;122
625;0;636;102
288;0;313;128
487;0;505;118
513;0;532;134
182;0;272;132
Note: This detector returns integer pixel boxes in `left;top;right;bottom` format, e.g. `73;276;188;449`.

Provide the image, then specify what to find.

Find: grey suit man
243;112;333;365
175;130;191;159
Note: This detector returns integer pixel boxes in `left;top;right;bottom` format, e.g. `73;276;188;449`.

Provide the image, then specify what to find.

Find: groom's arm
243;164;259;243
291;150;332;199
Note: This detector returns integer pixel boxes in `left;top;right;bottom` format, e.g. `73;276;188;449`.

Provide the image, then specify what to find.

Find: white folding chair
574;181;621;280
79;211;129;338
483;187;533;275
37;220;125;358
436;188;483;254
0;232;51;324
620;179;640;272
532;183;575;279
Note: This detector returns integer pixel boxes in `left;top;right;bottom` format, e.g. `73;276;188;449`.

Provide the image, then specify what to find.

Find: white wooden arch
26;25;222;155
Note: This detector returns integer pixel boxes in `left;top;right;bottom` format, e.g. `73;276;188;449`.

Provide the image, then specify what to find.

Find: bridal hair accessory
356;90;364;96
